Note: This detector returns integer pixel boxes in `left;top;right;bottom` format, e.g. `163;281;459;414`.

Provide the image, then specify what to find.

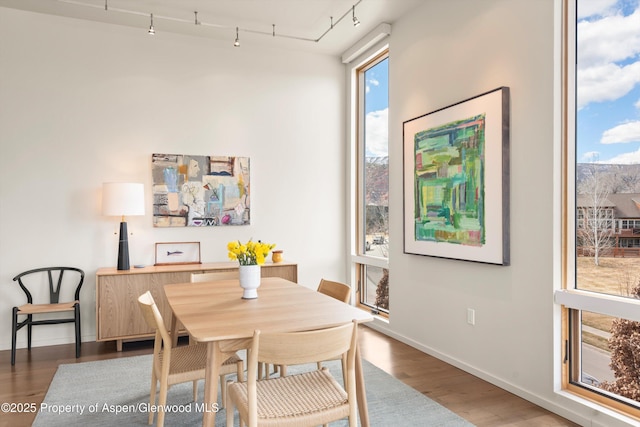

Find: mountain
577;163;640;194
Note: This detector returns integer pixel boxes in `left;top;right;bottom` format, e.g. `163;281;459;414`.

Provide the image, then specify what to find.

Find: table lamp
102;182;145;270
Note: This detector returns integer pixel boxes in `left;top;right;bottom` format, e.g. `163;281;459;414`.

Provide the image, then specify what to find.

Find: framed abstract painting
403;87;510;265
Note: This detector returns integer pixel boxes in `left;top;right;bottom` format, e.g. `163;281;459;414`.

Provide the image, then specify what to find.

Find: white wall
2;2;634;426
0;7;346;350
375;0;631;426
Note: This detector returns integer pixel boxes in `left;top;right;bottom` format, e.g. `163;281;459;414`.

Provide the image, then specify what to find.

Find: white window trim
351;254;388;269
555;289;640;322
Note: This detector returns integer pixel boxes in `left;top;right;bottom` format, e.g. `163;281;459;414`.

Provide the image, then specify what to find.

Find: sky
361;2;640;162
364;57;389;158
577;0;640;164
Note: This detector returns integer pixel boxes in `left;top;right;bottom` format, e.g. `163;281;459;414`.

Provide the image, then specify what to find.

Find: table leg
355;345;370;427
202;341;223;427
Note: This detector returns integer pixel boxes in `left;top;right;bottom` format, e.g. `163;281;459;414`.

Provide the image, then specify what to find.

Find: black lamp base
117;221;130;270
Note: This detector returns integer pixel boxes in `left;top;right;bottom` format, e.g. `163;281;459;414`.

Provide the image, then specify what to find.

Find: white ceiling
0;0;423;55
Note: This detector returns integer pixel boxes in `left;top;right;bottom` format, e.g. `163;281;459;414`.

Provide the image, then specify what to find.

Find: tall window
355;50;389;315
559;0;640;419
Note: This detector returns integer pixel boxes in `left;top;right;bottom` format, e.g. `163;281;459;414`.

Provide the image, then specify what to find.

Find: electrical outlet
467;308;475;325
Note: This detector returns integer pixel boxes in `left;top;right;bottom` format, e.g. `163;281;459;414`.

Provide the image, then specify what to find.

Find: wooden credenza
96;262;297;350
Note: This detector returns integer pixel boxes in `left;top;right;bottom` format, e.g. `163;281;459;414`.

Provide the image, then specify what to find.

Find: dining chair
317;278;351;304
274;278;352;378
137;291;243;427
226;320;359;427
316;278;352;375
11;267;85;365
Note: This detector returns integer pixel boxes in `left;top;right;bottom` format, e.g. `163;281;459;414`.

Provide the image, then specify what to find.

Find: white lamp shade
102;182;145;217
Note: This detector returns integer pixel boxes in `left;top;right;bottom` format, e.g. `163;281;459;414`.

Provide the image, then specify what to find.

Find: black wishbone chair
11;266;85;365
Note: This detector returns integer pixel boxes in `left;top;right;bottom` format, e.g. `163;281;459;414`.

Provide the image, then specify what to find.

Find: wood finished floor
0;326;579;427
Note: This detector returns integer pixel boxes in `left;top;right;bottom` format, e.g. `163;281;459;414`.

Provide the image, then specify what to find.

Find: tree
365;157;389;236
374;268;389;310
609;164;640;193
365;205;388;236
577;164;615;266
577;163;640;193
599;283;640;401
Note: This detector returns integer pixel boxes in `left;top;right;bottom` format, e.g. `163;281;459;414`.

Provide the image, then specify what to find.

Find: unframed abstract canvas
413;114;486;246
151;154;250;227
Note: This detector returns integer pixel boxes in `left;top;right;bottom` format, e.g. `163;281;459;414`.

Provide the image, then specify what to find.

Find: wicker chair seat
17;301;78;314
228;368;349;426
156;344;241;381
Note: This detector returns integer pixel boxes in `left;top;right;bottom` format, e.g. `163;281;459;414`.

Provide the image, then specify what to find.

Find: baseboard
5;334;95;351
365;321;592;426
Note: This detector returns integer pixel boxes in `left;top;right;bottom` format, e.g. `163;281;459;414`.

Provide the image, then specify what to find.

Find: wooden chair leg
157;379;169;427
258;362;264;379
193;380;198;402
148;372;157;425
219;375;226;408
220;360;244;410
340;354;348;388
225;380;236;427
258;362;280;379
236;360;244;382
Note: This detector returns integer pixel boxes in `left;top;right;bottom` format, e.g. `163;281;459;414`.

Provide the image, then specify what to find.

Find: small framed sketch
154;242;201;266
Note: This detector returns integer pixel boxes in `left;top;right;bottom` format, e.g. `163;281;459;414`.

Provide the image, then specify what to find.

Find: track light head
352;5;360;27
234;27;240;47
148;13;155;35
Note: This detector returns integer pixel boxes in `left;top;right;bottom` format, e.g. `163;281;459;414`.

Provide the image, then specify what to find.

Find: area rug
33;354;474;426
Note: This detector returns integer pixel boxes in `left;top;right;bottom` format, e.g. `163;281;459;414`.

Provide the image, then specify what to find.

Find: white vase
239;264;261;299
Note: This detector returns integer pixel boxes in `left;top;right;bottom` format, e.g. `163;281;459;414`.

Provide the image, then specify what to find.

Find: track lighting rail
57;0;363;45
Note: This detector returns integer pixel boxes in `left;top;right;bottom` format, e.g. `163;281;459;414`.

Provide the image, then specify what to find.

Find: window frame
352;48;390;317
557;0;640;420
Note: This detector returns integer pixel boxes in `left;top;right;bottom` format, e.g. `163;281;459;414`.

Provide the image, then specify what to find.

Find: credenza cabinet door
97;272;192;340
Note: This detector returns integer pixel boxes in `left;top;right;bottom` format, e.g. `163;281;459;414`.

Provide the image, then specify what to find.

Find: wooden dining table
164;276;374;427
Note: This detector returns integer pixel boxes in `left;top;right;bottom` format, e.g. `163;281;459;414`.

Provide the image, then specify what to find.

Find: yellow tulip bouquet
227;239;275;266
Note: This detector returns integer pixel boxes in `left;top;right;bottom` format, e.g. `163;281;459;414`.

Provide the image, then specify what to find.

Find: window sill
554;289;640;322
355;302;388;320
373;313;389;324
555;388;640;426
